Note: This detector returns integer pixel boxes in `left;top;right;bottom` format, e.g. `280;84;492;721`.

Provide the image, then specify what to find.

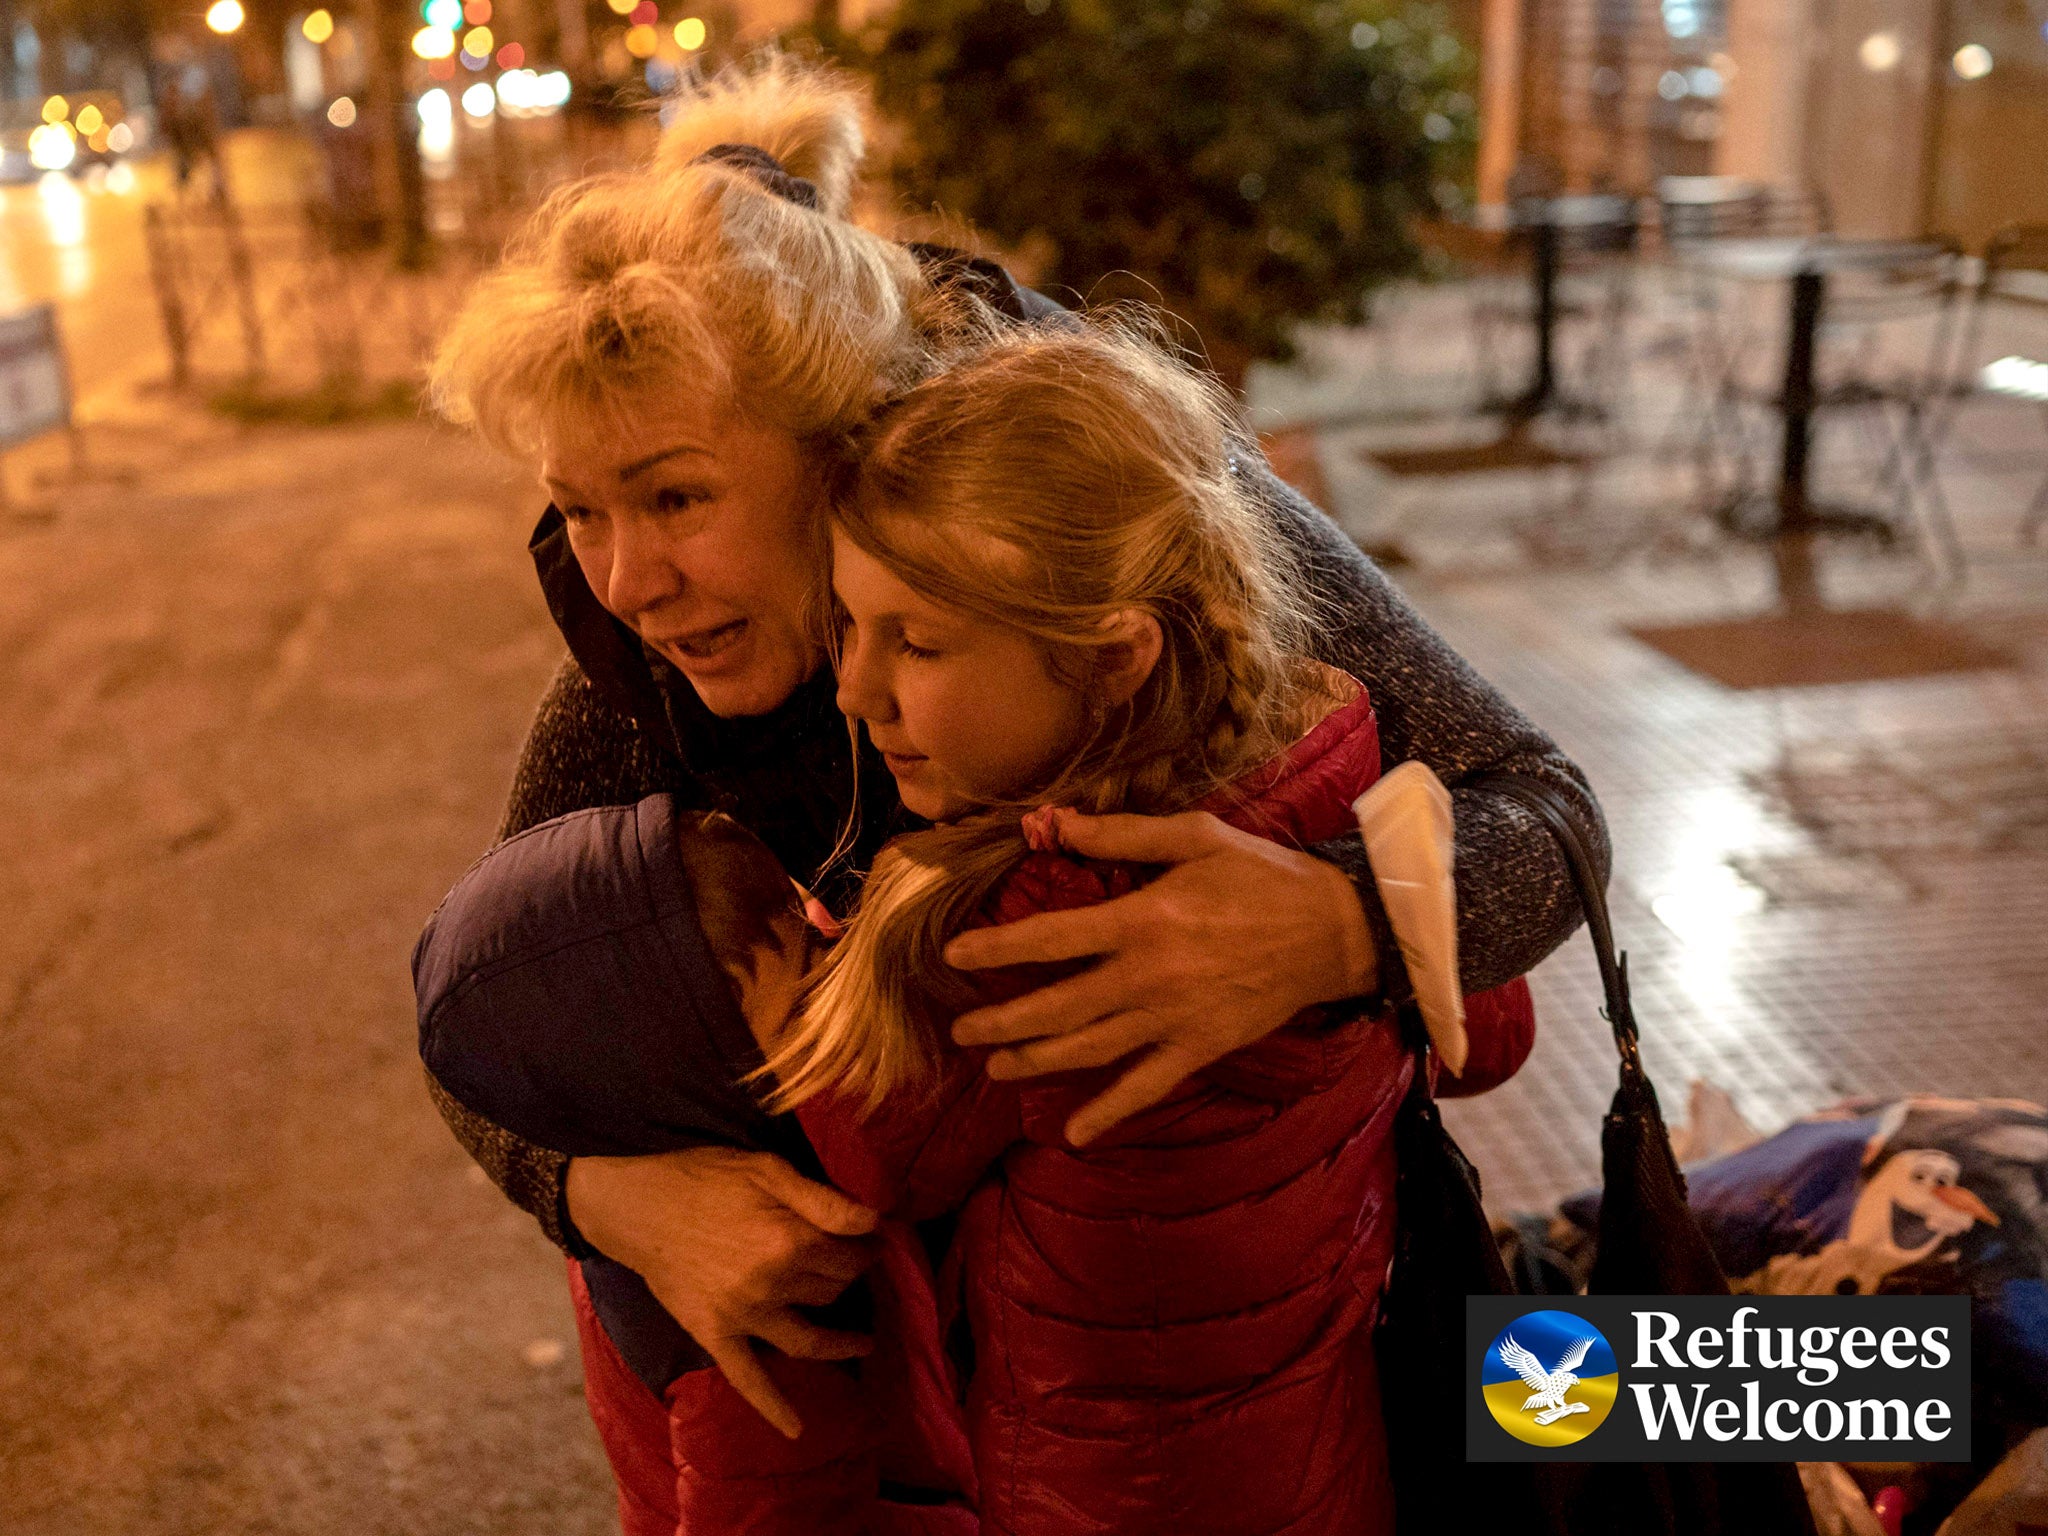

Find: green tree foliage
850;0;1475;381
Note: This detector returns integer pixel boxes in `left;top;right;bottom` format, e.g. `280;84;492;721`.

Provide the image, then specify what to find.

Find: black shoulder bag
1371;771;1817;1536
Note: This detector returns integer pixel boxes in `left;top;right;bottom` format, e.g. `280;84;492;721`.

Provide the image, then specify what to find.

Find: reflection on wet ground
1249;280;2048;1214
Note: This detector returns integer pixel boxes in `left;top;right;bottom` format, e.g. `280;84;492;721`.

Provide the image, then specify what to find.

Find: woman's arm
426;655;681;1249
1244;457;1610;994
945;452;1606;1144
499;654;682;841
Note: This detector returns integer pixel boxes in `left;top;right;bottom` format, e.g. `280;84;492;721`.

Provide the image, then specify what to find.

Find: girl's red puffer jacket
793;676;1536;1536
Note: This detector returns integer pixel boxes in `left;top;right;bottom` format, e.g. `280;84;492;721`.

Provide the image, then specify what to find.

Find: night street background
2;139;620;1528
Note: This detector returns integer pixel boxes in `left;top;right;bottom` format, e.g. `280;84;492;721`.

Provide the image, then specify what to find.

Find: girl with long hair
739;319;1538;1535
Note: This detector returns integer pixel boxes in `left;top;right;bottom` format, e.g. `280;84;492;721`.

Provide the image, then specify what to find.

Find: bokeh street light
1859;31;1901;71
418;86;454;159
495;69;571;116
413;24;456;58
303;9;335;44
28;122;75;172
205;0;246;34
674;16;706;49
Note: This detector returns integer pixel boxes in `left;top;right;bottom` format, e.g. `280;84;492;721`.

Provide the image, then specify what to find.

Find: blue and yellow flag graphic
1480;1309;1620;1447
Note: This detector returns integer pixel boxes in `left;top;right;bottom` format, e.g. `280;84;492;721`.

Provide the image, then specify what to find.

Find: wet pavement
0;400;617;1534
1249;276;2048;1214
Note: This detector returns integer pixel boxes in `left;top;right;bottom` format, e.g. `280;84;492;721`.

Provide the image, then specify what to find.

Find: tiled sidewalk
1251;278;2048;1216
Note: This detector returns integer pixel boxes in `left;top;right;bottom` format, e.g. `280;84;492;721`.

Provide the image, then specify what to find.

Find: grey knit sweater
426;459;1609;1254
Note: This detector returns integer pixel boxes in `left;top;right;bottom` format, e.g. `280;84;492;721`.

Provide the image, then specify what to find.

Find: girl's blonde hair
429;54;939;455
763;321;1319;1113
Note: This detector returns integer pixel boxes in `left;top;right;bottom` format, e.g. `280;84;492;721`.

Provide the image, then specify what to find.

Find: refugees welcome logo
1467;1296;1971;1463
1481;1310;1619;1447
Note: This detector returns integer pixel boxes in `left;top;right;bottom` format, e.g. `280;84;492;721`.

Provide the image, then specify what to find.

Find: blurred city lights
630;1;657;23
1984;356;2048;403
87;126;109;152
1657;69;1688;100
106;122;133;153
106;161;135;193
1349;21;1376;48
1661;0;1700;40
496;41;524;68
495;68;573;114
1952;43;1993;80
461;25;493;57
74;103;103;136
412;24;456;57
1689;66;1722;97
39;169;86;249
417;86;454;158
605;0;636;13
327;96;357;128
464;0;491;20
1859;31;1901;71
41;96;67;124
624;23;658;57
423;0;462;26
497;68;573;115
461;81;497;117
303;9;334;43
674;16;706;48
206;0;246;33
428;56;457;79
28;122;75;171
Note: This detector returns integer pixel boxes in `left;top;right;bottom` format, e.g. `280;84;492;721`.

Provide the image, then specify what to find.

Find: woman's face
831;530;1089;823
541;390;825;718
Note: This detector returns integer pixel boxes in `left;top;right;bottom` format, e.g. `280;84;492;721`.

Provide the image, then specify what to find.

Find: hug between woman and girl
414;58;1561;1536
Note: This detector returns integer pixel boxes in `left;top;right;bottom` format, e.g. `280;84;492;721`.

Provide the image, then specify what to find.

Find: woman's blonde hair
429;54;939;455
762;320;1320;1113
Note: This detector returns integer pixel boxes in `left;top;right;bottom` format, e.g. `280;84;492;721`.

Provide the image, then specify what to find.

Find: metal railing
141;199;509;400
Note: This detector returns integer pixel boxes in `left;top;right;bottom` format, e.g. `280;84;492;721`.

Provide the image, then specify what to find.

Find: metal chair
1708;241;1970;579
1466;193;1641;435
1936;225;2048;543
1655;176;1769;245
1649;183;1831;519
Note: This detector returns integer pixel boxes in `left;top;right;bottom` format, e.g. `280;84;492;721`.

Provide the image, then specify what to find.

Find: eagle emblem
1498;1332;1596;1425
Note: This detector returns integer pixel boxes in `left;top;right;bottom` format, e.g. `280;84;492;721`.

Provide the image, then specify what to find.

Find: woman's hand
945;808;1377;1147
566;1147;880;1438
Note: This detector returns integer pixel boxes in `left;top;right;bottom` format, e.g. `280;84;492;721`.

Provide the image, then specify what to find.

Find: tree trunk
360;0;428;266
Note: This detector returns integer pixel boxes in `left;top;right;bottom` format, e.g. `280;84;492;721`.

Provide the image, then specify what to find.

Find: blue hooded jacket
413;793;832;1392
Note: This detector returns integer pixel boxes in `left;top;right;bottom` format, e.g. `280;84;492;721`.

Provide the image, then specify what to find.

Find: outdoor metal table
1494;194;1638;425
1680;235;1947;607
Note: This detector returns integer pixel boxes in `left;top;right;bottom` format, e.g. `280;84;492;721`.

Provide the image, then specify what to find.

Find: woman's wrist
564;1153;649;1268
1305;834;1396;1008
1310;854;1379;1004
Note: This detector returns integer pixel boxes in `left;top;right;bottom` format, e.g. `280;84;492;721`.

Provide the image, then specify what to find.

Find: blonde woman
422;54;1606;1510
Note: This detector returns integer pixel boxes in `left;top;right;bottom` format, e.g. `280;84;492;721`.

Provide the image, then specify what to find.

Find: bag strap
1472;771;1641;1073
